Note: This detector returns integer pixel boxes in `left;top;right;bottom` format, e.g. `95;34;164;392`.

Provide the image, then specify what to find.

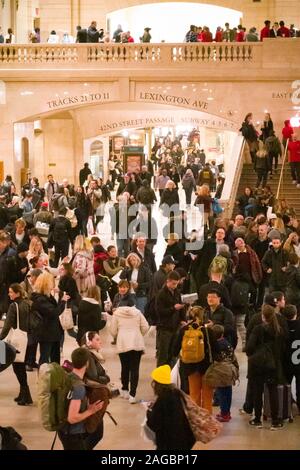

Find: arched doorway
107;2;242;42
90;140;104;178
20;137;30;186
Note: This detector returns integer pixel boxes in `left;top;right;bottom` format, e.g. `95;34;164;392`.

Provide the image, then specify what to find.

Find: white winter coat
110;306;149;354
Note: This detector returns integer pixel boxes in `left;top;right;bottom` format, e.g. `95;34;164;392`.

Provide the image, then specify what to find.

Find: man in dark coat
205;289;237;348
87;21;100;43
262;237;289;292
156;271;186;367
79;163;92;186
191;227;228;290
151;255;176;298
132;235;157;274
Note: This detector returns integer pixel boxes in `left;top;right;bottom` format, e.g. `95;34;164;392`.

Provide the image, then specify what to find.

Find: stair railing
219;135;246;219
276;140;289;201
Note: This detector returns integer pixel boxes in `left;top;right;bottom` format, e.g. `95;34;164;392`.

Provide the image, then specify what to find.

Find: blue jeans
135;296;147;314
216;386;232;415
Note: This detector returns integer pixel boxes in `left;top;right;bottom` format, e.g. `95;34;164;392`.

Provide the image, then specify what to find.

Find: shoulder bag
5;303;28;363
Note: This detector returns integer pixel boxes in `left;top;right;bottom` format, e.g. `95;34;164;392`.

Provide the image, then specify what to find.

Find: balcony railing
0;42;256;65
0;40;299;71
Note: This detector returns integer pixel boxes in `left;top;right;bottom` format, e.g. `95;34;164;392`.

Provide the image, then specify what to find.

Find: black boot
14;388;22;402
17;386;33;406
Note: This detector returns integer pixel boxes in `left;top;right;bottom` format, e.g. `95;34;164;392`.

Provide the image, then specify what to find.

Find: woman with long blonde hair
27;235;48;265
72;235;95;296
31;272;65;365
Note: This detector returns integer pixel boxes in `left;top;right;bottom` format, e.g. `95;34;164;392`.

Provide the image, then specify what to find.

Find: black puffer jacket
147;388;195;450
31;293;63;342
77;299;106;344
246;323;288;383
285;265;300;306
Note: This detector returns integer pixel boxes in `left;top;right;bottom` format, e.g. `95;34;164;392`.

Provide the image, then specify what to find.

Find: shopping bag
59;307;74;331
5;303;27;363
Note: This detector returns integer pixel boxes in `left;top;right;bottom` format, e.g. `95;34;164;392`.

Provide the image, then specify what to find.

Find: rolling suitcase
263;384;293;423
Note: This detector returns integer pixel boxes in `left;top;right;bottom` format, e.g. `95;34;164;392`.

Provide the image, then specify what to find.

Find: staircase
234;163;300;217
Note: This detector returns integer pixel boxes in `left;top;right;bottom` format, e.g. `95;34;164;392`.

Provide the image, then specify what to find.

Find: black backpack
0;427;27;450
231;280;250;308
96;274;112;293
144;296;158;326
53;217;68;243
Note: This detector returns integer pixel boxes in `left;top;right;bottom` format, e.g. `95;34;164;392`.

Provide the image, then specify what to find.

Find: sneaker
129;395;137;404
216;413;231;422
120;390;130;399
249;419;263;428
297;184;300;189
293;180;297;184
239;407;252;415
270;423;283;431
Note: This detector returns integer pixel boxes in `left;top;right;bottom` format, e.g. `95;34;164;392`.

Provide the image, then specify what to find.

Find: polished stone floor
1;325;300;451
1;193;300;450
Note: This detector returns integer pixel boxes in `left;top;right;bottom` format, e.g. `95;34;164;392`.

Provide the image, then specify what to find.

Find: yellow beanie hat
151;365;172;385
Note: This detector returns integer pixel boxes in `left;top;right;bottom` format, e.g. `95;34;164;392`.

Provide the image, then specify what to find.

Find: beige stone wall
38;0;300;40
42;119;76;185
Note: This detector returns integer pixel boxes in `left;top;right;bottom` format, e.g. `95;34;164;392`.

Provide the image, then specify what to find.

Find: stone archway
107;1;242;43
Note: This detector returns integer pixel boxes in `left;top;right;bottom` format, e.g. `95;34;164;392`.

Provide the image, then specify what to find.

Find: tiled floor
1;326;300;451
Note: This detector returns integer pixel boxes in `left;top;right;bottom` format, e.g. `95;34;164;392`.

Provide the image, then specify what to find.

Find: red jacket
278;27;290;38
233;245;263;285
215;31;223;42
288;140;300;163
236;31;245;42
260;26;270;41
201;31;213;42
282;125;294;140
94;250;109;275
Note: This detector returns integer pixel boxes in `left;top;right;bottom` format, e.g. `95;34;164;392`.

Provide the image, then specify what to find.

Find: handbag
204;361;239;388
5;303;28;363
203;327;239;388
84;379;117;433
59;306;74;331
180;392;222;444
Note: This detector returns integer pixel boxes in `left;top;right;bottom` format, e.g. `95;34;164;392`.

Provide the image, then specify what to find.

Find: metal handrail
276;140;289;200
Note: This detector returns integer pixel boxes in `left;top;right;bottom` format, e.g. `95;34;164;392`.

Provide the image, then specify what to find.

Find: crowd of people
0;117;300;450
1;18;299;45
240;113;300;191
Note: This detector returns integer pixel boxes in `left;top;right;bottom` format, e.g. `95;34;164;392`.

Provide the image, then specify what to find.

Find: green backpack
38;363;82;432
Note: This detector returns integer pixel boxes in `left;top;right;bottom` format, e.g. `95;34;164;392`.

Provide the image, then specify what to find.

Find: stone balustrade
0;42;262;67
0;40;299;79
